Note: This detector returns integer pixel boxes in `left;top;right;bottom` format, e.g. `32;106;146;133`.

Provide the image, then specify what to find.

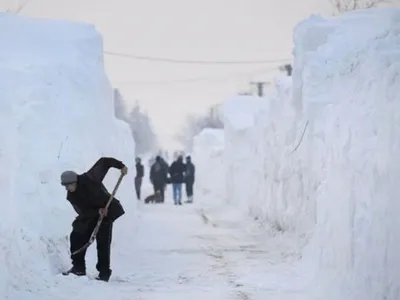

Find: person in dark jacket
159;157;169;191
150;156;168;203
60;157;128;282
134;157;144;200
184;155;195;203
169;155;186;205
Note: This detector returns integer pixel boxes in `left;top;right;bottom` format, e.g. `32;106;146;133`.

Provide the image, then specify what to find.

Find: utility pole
285;64;293;76
279;64;293;76
250;81;268;97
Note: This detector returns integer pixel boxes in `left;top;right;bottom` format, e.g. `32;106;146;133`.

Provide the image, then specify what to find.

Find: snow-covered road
17;200;308;300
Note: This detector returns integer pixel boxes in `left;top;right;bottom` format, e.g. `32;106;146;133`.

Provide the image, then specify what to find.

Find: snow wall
295;9;400;300
192;128;225;208
196;8;400;300
221;78;314;239
0;13;136;297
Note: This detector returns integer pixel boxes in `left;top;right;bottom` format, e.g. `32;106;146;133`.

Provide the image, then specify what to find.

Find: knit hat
60;170;78;186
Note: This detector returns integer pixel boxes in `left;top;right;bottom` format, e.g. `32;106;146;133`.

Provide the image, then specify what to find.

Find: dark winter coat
160;158;169;173
160;158;169;184
150;161;168;186
169;159;186;184
135;162;144;178
185;162;195;183
67;157;126;232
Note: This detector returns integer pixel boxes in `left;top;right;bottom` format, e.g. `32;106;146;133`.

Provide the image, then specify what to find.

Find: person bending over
60;157;128;282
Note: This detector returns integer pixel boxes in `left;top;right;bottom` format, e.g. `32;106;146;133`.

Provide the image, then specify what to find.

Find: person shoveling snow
60;157;128;282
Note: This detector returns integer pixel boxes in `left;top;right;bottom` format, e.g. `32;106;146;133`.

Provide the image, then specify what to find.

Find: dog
144;191;163;204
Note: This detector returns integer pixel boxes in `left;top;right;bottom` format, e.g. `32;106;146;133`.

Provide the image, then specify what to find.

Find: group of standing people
134;154;195;205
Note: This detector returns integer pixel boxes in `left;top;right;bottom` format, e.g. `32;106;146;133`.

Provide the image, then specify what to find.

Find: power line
104;50;291;65
113;66;279;86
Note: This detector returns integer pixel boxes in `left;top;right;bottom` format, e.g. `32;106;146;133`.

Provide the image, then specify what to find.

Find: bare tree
127;102;158;155
114;89;128;121
175;104;223;152
113;88;158;155
330;0;391;13
5;0;30;13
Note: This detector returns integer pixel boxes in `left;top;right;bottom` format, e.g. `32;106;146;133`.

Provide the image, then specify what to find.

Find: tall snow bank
222;95;268;215
219;7;400;300
221;80;314;238
0;13;135;297
192;128;225;207
293;9;400;300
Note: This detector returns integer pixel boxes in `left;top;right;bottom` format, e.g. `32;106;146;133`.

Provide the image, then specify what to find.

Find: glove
121;166;128;175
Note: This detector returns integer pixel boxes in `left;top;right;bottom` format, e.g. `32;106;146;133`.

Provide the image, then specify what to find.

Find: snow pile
221;81;314;237
221;95;268;216
0;13;136;297
213;7;400;300
294;9;400;300
192;128;225;207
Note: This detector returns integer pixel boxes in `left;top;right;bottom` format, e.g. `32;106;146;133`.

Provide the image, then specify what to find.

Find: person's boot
62;265;86;276
96;269;112;282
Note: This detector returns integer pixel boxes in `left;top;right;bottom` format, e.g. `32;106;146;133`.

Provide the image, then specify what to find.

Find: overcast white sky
2;0;332;149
